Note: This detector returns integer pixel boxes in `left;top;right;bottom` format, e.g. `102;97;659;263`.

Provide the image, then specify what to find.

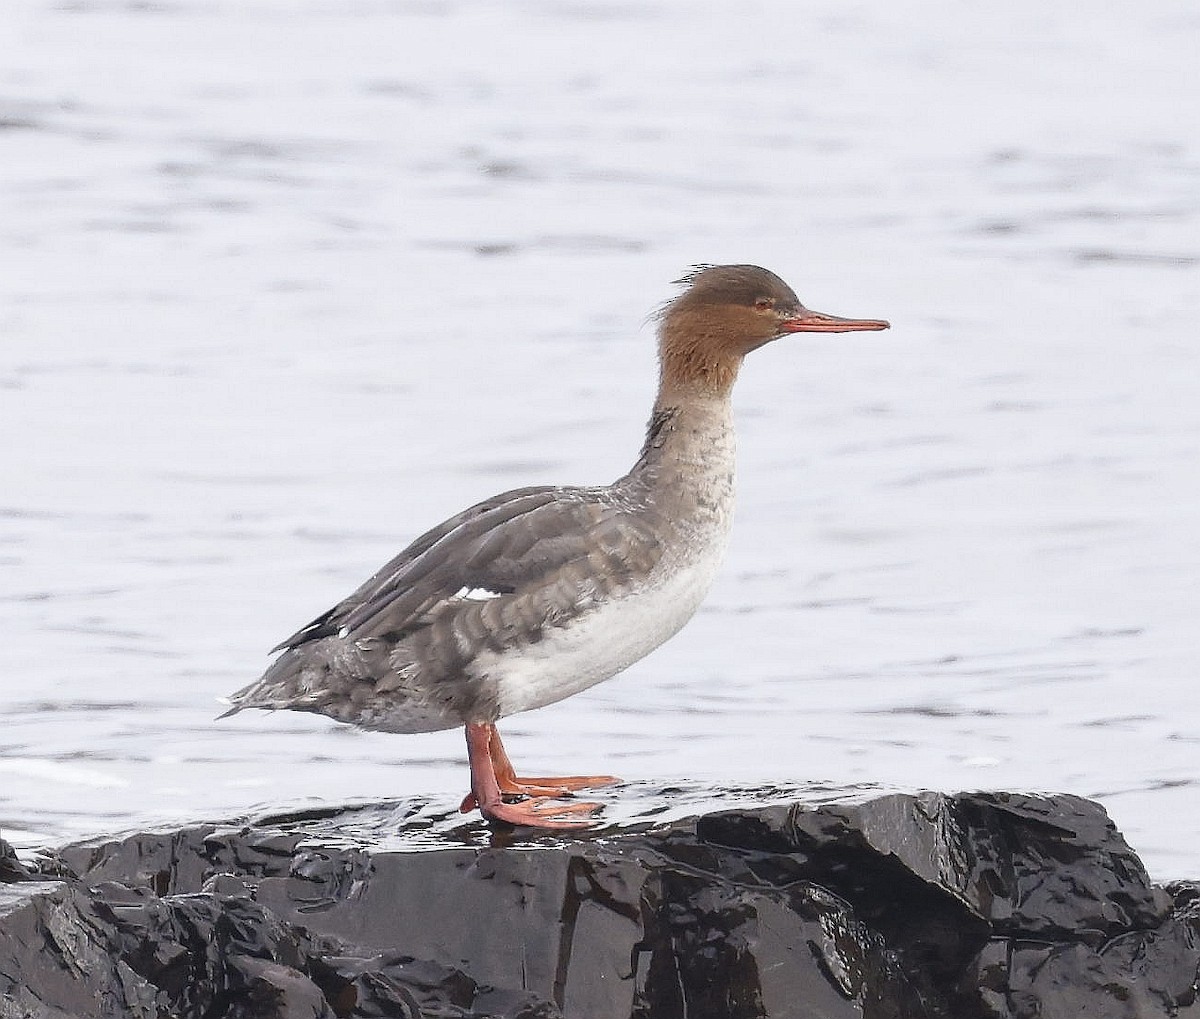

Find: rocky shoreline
3;786;1198;1018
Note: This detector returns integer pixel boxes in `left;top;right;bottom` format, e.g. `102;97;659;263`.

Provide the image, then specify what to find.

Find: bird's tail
214;647;317;721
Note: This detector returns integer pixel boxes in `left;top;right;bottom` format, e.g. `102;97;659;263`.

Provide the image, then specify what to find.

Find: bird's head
656;264;890;397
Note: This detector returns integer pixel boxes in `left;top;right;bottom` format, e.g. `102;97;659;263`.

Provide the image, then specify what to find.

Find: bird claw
461;725;617;829
518;774;620;792
479;796;603;830
459;774;619;814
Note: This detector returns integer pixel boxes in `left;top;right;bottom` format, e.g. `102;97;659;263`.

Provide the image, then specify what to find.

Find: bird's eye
754;297;774;311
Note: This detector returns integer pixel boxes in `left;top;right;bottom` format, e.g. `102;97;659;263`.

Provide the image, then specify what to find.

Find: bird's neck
654;312;744;405
625;381;737;510
617;315;744;526
623;316;742;485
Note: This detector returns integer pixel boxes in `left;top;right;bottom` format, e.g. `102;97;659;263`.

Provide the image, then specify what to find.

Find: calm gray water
2;1;1199;877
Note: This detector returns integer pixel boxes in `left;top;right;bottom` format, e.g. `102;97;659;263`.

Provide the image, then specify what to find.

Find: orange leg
460;722;618;828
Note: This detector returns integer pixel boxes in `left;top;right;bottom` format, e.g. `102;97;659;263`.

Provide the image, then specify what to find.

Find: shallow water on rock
2;2;1198;877
236;780;874;855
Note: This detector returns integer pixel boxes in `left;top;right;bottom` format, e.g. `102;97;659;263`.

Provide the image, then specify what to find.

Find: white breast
483;527;732;719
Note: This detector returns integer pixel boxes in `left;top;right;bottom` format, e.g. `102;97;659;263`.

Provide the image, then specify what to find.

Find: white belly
482;536;729;719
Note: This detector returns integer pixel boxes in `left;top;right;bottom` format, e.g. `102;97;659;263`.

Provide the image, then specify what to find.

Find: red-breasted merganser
221;265;889;828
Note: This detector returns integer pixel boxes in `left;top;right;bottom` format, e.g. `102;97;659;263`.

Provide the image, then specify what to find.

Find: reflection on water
2;2;1199;878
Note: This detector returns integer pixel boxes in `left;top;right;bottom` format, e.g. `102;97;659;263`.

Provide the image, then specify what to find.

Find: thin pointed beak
778;307;891;334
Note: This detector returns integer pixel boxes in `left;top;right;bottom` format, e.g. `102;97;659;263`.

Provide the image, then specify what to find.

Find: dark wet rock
0;836;32;883
2;787;1198;1018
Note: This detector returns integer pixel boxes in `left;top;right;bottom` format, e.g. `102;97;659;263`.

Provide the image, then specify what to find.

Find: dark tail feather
215;648;312;722
214;698;242;720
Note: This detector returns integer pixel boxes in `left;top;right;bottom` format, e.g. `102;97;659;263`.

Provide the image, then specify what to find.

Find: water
2;1;1198;878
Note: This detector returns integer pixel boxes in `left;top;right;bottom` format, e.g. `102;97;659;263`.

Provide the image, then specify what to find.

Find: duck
220;265;889;828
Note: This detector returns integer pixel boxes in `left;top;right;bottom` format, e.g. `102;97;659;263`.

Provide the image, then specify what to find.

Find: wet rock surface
2;785;1198;1018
